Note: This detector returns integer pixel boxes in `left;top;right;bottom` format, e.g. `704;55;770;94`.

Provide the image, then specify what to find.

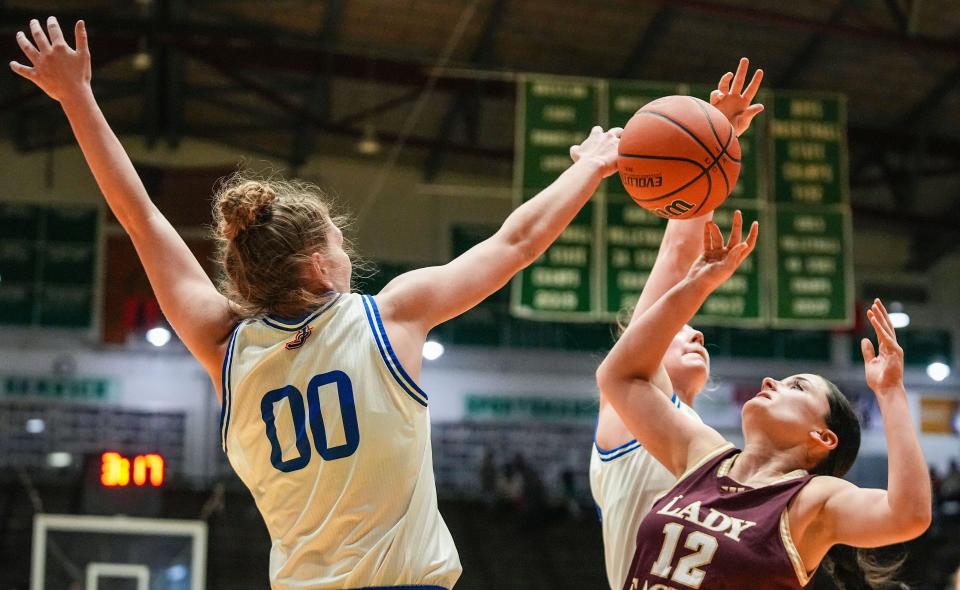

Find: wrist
573;154;610;179
677;274;714;300
59;85;96;112
874;384;906;398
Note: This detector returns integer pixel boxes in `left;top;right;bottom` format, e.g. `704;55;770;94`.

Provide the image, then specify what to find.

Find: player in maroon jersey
597;213;931;590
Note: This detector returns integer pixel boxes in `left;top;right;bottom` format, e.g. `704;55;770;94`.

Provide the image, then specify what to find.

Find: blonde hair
212;171;353;319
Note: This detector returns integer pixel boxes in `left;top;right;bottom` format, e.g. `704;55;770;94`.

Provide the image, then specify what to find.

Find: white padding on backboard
86;562;150;590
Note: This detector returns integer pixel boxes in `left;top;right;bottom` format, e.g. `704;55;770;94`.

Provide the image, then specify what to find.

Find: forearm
497;157;604;261
630;213;714;322
60;87;158;232
878;387;932;525
605;276;711;381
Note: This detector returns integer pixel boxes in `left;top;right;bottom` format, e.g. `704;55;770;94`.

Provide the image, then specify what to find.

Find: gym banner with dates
511;75;852;328
0;203;98;328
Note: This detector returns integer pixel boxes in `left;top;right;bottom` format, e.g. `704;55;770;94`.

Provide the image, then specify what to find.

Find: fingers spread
708;222;723;251
16;31;40;62
29;19;51;51
9;60;36;80
710;89;723;105
731;58;748;94
745;221;759;251
717;72;733;95
46;16;65;45
726;210;743;248
860;338;876;363
75;20;89;56
867;309;894;347
743;68;764;102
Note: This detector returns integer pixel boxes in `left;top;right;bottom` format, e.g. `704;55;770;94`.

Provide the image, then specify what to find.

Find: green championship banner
769;92;853;327
0;203;99;328
512;75;852;329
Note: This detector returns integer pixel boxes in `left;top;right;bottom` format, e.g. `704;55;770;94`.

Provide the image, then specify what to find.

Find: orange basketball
617;95;740;219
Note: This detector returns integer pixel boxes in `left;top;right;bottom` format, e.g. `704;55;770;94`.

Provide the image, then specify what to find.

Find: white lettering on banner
532;290;578;310
792;215;827;233
617;271;650;290
771;120;842;141
779;236;841;254
529;129;583;147
542;105;576;123
789;277;833;295
531;268;581;288
608;227;664;247
540;155;571;172
792;298;832;316
559;226;592;244
531;82;588;99
788;99;825;118
702;296;746;316
547;246;588;266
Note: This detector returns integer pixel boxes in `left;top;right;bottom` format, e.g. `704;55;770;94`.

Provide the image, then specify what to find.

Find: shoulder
791;475;856;523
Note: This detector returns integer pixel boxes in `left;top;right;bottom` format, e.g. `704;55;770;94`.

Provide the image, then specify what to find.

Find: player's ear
809;429;838;451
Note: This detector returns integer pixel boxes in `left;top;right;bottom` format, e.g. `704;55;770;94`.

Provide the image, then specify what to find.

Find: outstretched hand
10;17;91;103
710;57;764;137
861;299;905;395
685;210;758;293
569;126;623;178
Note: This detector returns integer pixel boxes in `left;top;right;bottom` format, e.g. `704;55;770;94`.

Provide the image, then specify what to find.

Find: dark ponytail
812;380;906;590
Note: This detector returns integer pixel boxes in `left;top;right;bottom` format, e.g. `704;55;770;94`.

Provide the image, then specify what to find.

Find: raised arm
629;57;764;320
11;18;234;379
815;299;931;548
597;213;758;475
375;126;619;334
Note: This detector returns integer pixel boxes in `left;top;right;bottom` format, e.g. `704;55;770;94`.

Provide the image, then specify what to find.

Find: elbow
596;360;621;404
896;505;932;540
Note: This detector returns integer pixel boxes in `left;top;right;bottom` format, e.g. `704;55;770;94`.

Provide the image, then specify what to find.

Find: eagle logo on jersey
285;325;313;350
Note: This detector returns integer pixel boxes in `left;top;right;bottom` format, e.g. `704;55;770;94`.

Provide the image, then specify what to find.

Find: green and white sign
465;394;596;423
512;75;853;328
513;77;601;318
2;375;114;401
0;203;98;328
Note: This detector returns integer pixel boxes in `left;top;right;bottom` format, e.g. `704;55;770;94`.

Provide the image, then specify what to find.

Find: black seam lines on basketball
690;97;736;196
619;153;709;203
636;109;739;199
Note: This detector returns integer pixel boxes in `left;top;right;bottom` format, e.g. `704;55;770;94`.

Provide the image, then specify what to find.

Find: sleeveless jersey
590;394;701;590
220;293;461;590
623;445;814;590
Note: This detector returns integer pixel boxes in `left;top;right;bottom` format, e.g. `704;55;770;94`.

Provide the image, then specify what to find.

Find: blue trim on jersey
594;392;684;462
597;441;642;462
361;295;428;407
261;294;342;331
219;322;243;452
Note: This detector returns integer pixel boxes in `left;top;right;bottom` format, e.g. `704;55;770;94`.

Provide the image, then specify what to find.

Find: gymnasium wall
0;134;957;482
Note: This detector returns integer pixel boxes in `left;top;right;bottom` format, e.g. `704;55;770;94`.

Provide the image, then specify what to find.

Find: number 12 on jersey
648;523;718;589
260;370;360;472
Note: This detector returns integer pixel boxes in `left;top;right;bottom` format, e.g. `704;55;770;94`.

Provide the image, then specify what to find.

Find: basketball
617;95;741;219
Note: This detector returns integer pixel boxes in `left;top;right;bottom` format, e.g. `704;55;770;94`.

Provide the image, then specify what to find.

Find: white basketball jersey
220;293;461;589
589;394;701;590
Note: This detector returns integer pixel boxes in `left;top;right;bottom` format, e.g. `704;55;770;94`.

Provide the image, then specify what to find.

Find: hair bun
219;181;277;240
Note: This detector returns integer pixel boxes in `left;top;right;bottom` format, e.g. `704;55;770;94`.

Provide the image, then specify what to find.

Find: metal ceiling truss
423;0;507;181
292;0;346;169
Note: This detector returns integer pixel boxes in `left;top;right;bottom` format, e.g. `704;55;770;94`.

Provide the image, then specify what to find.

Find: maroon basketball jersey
622;445;814;590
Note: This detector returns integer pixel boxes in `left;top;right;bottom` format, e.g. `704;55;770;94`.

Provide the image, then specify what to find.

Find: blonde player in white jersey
12;18;623;589
588;58;765;590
